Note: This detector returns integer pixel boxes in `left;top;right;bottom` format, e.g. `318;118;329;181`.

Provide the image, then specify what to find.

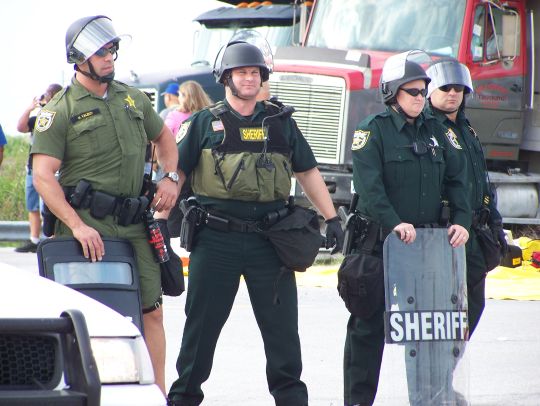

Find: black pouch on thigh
157;219;185;296
337;252;384;319
473;224;502;271
262;206;324;272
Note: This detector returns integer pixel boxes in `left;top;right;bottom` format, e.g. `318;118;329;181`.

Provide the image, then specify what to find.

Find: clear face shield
426;61;473;97
72;17;131;64
213;29;274;80
381;50;432;84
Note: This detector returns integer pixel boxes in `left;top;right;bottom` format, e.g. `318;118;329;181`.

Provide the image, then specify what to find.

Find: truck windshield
306;0;466;57
192;25;296;67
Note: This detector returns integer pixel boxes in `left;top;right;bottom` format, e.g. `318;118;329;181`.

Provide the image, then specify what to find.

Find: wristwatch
162;172;179;184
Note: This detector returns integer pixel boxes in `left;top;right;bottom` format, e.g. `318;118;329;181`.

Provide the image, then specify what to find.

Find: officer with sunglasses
31;15;179;395
426;58;507;336
343;52;471;406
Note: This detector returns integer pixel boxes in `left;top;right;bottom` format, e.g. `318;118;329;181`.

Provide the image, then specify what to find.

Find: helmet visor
72;17;127;63
229;29;274;73
427;61;473;97
381;50;431;83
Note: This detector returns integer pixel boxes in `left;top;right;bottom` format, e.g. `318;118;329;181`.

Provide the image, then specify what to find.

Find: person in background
0;124;7;168
425;58;506;336
163;80;213;237
159;82;180;120
14;83;62;253
31;15;178;395
343;52;470;406
164;80;213;138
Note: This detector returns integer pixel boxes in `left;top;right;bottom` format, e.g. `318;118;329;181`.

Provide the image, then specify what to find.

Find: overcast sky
0;0;223;134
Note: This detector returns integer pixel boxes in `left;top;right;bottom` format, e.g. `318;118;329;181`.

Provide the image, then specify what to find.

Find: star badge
124;94;136;108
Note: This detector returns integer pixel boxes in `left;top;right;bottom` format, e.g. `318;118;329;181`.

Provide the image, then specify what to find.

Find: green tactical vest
192;101;293;202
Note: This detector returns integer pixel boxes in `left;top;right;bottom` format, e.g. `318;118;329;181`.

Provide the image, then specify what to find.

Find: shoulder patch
176;121;191;143
445;128;462;149
211;120;224;132
35;110;56;132
351;129;371;150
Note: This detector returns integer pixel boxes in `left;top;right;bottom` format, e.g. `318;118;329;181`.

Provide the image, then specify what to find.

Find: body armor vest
192;101;294;202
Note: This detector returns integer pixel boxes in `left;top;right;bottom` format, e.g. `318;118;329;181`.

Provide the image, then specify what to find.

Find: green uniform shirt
31;77;163;196
427;106;501;223
351;106;471;231
177;99;317;219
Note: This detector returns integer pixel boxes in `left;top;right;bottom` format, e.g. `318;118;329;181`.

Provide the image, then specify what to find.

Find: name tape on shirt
351;129;370;150
176;121;191;144
445;128;462;149
385;310;468;343
240;127;267;142
70;108;100;124
34;110;56;132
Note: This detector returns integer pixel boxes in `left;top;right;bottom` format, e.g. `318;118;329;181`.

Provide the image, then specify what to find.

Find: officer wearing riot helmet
426;59;507;336
31;15;179;394
165;38;343;406
342;52;470;406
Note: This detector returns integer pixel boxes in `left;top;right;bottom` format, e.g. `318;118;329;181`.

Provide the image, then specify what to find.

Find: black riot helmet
213;41;270;84
66;15;122;64
380;51;431;105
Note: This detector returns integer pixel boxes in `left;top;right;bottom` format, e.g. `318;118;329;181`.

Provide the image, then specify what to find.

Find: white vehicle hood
0;265;141;337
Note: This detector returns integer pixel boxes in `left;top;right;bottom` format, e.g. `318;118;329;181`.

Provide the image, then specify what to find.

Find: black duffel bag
262;206;324;272
473;223;503;272
337;251;384;319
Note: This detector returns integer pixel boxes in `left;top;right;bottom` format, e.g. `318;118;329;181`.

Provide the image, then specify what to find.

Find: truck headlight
90;336;155;384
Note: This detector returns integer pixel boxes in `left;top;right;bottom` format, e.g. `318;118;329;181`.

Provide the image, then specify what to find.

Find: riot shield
382;228;469;406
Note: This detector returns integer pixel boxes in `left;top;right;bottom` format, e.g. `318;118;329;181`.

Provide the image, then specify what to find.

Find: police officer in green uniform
31;15;179;395
166;39;343;406
343;52;471;406
426;59;507;336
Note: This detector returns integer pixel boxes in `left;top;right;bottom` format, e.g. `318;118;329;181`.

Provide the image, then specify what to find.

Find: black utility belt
64;185;149;226
204;210;263;233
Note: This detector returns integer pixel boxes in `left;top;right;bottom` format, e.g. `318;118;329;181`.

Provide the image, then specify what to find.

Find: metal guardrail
0;221;29;241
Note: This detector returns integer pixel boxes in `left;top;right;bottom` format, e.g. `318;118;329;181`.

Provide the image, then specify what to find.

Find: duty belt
204;210;264;233
64;184;149;226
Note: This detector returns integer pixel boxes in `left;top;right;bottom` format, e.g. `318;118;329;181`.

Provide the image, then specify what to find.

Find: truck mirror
501;13;519;58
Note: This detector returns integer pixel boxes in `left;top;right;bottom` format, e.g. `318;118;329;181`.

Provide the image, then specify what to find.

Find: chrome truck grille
139;87;159;112
269;73;345;164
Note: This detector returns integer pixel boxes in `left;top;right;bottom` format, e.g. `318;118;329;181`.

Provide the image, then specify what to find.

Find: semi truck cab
270;0;540;224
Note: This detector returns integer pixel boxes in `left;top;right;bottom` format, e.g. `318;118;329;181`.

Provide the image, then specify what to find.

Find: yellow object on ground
485;236;540;300
485;263;540;300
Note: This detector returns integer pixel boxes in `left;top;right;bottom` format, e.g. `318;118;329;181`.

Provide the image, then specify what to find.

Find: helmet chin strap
76;60;115;84
394;103;419;121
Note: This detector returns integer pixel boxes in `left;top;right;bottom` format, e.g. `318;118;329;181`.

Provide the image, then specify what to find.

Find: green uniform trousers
168;227;308;406
466;229;488;336
343;303;385;406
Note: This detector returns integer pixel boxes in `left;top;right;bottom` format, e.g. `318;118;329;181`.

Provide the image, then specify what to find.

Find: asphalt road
1;247;539;405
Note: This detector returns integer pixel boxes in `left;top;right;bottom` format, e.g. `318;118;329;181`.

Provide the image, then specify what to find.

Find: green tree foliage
0;136;29;220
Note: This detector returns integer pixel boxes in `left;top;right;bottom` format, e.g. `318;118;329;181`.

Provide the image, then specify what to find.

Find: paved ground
1;247;540;405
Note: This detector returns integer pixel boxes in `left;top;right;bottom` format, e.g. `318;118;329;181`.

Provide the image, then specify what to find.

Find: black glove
492;224;508;257
325;216;344;254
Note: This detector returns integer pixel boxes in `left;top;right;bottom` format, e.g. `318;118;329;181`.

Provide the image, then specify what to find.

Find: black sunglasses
401;87;427;97
439;84;465;93
95;44;119;58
